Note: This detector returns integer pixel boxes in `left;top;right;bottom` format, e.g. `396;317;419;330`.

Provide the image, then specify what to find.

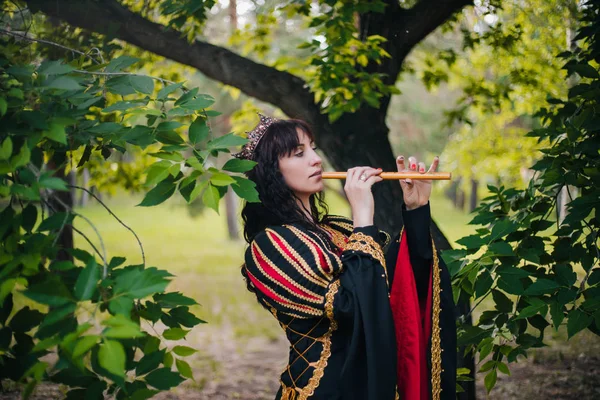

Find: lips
310;170;322;178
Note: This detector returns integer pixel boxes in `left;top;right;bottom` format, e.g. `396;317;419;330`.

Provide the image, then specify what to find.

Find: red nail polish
411;163;416;169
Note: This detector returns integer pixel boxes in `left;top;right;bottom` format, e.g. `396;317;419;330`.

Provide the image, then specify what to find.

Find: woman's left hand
396;155;439;210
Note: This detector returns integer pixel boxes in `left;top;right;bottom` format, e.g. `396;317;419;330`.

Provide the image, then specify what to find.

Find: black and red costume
243;203;456;400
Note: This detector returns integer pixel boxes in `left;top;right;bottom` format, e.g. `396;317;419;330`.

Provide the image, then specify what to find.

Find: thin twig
72;225;106;265
0;28;100;64
69;185;146;267
73;69;177;86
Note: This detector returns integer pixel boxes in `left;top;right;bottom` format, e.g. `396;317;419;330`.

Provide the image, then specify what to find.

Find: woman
234;114;456;400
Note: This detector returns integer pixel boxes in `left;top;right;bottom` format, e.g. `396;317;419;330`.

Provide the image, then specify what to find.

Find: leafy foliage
0;28;257;398
446;1;600;392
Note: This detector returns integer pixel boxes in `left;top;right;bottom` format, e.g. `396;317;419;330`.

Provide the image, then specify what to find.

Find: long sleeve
243;224;397;400
385;202;433;301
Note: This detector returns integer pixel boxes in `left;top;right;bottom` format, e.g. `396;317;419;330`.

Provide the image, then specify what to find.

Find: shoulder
245;224;341;281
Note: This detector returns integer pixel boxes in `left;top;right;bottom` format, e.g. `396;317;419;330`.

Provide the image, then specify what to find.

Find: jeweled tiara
232;113;278;160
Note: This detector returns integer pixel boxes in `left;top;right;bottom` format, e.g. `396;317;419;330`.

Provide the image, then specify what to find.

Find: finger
408;156;417;171
418;162;426;174
396;155;406;172
356;167;379;183
428;156;440;173
365;175;383;186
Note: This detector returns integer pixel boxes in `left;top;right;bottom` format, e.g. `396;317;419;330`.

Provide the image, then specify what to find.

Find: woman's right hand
344;166;383;228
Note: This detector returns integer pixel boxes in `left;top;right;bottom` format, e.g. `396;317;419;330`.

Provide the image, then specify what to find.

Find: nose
309;148;322;166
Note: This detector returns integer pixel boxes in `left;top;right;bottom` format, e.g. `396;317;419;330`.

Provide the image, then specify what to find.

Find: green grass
73;190;474;341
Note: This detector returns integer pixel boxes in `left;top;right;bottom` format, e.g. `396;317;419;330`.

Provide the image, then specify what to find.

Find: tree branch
397;0;472;58
25;0;318;120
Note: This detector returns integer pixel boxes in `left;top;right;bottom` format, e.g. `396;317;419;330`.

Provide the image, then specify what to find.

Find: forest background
0;0;599;399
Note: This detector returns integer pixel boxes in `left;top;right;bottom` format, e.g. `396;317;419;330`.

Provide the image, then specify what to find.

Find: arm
385;202;433;301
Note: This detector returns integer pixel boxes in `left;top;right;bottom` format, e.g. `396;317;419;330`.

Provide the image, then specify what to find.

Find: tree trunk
47;152;74;262
225;187;239;240
79;168;90;207
469;179;478;212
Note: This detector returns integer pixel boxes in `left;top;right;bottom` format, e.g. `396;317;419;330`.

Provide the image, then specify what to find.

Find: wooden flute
321;172;452;180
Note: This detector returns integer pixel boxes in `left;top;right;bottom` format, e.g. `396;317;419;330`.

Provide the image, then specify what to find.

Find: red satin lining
390;232;433;400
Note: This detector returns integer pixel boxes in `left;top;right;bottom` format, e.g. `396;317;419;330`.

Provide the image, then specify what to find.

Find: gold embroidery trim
344;232;387;282
430;239;442;400
320;224;348;250
280;279;340;400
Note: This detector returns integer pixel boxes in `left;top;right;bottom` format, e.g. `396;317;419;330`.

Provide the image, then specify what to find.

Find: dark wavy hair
240;119;335;297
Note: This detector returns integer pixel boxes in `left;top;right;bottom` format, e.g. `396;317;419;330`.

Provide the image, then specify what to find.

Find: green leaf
0;137;12;160
102;314;144;339
524;279;560;295
156;130;184;145
46;76;81;91
23;277;73;306
456;234;486;249
176;358;194;380
222;158;257;173
109;296;134;316
102;101;142;113
157;82;184;100
157;121;185;131
144;161;172;187
136;349;165;376
179;94;215;110
488;241;515;256
202;183;220;213
210;171;236;186
37;212;74;231
491;289;513;313
72;335;99;358
144;367;185;390
516;298;547;320
74;259;100;301
39;60;75;75
44;122;67;144
9;306;45;333
208;133;248;150
149;151;184;162
567;308;592;338
131;389;160;400
98;340;125;377
138;180;176;207
550;300;565;330
153;292;198;308
130;76;155;94
162;327;189;340
570;63;600;79
0;97;7;117
105;56;140;72
484;369;497;393
231;176;260;203
10;142;30;169
114;267;170;299
21;204;37;233
38;175;68;191
490;219;517;241
189;117;209;144
172;345;197;356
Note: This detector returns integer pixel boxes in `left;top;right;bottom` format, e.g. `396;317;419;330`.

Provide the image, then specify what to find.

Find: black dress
243;203;456;400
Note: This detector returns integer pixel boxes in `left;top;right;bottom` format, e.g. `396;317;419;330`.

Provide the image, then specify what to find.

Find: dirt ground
154;322;600;400
2;328;599;399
